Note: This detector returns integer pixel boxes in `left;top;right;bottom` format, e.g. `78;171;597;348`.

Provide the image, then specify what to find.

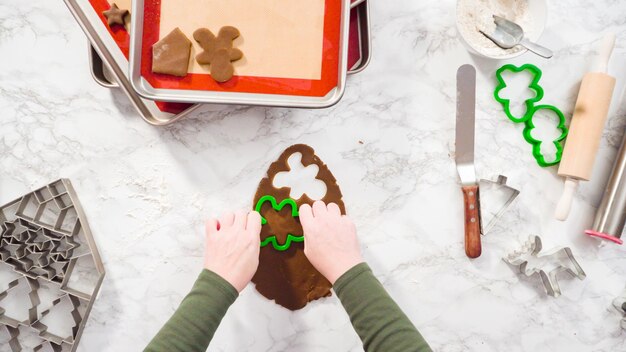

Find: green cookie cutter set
255;195;304;251
494;63;568;167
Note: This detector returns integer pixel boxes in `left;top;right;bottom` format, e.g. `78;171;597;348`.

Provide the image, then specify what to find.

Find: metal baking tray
64;0;200;126
128;0;351;107
88;0;370;85
347;0;371;74
76;0;370;124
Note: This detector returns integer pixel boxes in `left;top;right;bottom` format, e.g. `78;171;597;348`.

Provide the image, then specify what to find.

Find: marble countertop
2;0;626;351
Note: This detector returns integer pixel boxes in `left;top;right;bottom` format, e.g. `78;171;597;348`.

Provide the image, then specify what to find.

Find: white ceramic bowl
456;0;548;60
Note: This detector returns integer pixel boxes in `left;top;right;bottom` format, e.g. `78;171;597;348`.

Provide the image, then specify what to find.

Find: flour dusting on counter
457;0;533;56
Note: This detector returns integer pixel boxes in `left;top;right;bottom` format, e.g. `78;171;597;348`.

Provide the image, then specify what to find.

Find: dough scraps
252;144;345;310
102;3;129;27
193;26;243;83
152;27;192;77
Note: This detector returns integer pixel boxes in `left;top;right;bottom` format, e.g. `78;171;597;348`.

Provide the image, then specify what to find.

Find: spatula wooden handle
462;185;482;258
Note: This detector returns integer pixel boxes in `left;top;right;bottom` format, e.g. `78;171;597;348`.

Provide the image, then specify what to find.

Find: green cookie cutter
522;105;569;167
494;63;544;123
255;195;303;251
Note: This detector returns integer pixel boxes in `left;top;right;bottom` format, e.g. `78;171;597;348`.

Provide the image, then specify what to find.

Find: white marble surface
1;0;626;351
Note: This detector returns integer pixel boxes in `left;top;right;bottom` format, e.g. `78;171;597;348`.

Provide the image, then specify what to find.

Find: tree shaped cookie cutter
0;179;105;352
503;235;586;297
0;277;40;329
494;64;569;167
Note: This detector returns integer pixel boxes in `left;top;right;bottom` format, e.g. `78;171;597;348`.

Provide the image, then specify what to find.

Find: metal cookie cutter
479;175;520;235
503;236;586;297
0;179;105;352
613;291;626;330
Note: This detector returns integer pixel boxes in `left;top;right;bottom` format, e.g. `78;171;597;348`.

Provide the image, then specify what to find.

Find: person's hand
299;201;363;284
204;210;262;292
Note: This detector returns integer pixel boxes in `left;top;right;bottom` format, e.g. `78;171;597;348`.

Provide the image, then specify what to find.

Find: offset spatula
455;64;482;258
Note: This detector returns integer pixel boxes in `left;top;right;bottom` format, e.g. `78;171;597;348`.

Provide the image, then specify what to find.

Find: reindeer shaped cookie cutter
503;235;586;297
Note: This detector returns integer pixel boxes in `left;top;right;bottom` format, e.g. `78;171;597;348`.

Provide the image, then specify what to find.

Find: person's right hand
204;210;262;292
299;201;363;284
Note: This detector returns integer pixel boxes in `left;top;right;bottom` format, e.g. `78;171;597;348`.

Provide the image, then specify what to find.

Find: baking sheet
89;0;369;93
129;0;350;106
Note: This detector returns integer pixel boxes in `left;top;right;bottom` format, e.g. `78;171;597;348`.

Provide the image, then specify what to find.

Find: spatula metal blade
455;64;477;186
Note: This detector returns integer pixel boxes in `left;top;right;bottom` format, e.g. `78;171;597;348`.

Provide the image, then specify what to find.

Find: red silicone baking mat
88;0;191;114
136;0;346;98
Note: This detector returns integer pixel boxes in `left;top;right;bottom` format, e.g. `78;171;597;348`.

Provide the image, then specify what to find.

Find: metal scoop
480;15;553;59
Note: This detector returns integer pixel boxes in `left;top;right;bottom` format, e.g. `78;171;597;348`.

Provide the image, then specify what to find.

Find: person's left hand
204;210;262;292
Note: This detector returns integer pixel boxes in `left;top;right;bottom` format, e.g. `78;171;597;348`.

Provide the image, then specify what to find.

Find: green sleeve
144;269;238;352
334;263;432;352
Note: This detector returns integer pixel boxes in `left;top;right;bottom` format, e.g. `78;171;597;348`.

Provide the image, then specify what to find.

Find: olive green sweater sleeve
144;269;238;352
334;263;432;352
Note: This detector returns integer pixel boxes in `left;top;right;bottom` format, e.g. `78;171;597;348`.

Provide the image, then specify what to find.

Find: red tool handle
462;185;482;258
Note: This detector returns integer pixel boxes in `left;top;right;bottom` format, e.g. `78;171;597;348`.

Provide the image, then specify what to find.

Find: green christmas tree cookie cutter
494;63;545;123
255;195;304;251
522;105;569;167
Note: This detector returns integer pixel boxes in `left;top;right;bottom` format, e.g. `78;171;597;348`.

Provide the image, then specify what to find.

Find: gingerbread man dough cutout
193;26;243;83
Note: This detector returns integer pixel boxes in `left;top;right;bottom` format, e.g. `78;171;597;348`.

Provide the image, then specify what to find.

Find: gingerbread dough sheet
159;0;325;80
252;144;345;310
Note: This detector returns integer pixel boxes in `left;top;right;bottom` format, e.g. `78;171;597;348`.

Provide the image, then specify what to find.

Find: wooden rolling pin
556;34;617;221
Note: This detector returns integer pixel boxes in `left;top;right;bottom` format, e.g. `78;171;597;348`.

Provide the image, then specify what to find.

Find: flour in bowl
457;0;533;57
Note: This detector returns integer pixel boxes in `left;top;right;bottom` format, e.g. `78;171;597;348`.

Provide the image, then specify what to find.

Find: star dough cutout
103;3;129;27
